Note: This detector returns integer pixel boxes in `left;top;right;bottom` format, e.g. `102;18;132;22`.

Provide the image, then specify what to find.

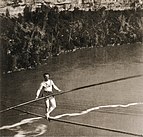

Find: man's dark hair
43;73;50;79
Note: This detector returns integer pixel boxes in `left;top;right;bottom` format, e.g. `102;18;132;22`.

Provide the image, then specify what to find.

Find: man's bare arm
36;83;43;99
52;80;61;92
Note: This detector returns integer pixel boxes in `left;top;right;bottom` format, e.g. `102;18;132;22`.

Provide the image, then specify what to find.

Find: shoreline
2;42;143;74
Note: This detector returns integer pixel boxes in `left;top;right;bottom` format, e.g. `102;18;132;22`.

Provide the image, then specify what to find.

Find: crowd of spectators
0;4;143;73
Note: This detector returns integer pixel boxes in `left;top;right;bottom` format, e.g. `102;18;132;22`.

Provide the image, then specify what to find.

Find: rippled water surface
1;43;143;136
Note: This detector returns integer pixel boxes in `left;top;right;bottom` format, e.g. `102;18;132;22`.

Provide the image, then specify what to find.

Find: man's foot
46;113;50;120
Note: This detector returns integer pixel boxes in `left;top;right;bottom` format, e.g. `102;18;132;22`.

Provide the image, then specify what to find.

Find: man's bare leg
46;97;56;119
45;98;50;119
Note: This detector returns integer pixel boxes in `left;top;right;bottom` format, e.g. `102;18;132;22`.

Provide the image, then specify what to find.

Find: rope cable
0;74;142;113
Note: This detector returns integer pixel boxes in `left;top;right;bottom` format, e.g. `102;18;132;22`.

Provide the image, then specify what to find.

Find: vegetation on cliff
0;5;143;72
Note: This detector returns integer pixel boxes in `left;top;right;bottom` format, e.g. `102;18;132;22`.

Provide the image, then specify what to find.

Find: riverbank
2;42;143;75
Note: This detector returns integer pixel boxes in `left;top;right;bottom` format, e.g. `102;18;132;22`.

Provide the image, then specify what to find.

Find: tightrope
14;108;143;137
0;74;142;113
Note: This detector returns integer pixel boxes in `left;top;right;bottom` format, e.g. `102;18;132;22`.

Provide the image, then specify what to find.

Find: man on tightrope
35;73;62;119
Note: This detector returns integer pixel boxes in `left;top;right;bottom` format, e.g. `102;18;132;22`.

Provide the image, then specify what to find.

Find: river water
1;43;143;137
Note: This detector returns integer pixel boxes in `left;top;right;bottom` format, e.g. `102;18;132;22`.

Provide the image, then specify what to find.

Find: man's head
43;73;50;81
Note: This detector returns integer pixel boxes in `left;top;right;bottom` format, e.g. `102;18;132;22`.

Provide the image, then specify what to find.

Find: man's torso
42;79;53;92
